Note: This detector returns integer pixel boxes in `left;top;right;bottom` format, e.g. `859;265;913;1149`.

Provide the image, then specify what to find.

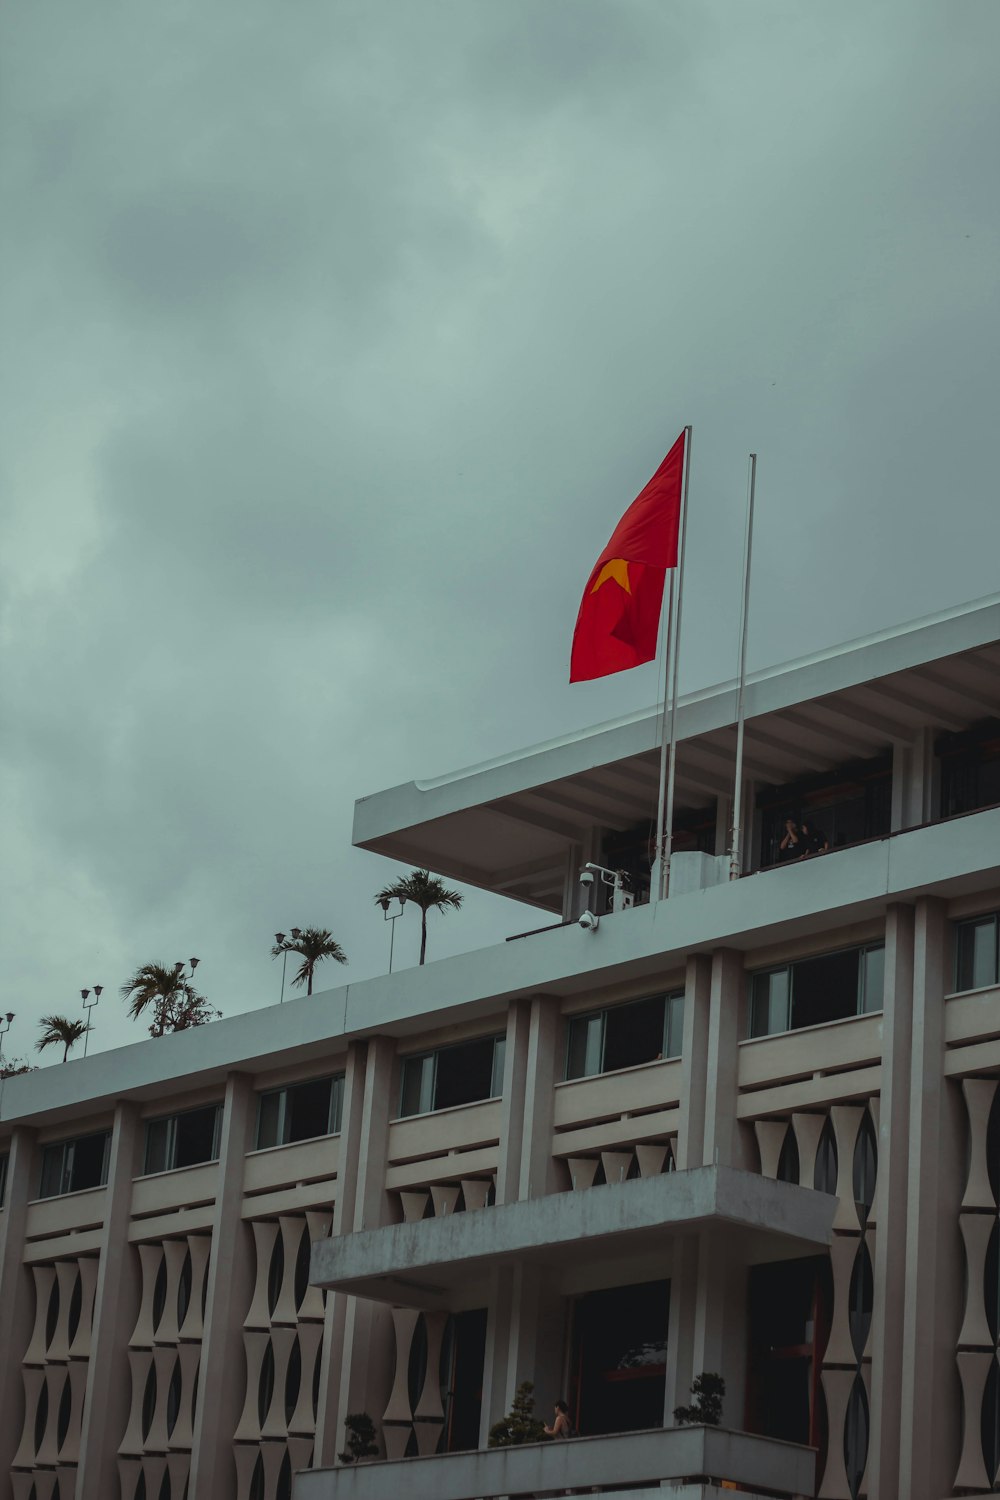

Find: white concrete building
5;593;1000;1500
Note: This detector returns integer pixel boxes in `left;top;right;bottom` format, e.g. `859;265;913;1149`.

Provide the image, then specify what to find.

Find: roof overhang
309;1165;836;1307
354;594;1000;911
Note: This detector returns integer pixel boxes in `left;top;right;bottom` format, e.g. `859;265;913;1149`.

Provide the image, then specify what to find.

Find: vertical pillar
676;954;711;1170
866;903;913;1500
561;844;583;921
898;898;963;1500
0;1127;36;1500
516;996;562;1200
189;1071;255;1500
74;1102;142;1500
663;1238;697;1425
333;1037;396;1453
702;949;752;1170
892;728;936;831
495;999;531;1206
314;1040;368;1467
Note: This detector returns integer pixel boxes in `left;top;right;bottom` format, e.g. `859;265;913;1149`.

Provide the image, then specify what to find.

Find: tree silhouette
120;963;219;1037
270;928;347;997
36;1015;91;1062
374;869;463;966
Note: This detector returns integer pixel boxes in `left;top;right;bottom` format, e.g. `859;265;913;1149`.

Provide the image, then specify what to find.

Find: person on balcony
778;817;803;860
801;819;829;855
543;1400;575;1440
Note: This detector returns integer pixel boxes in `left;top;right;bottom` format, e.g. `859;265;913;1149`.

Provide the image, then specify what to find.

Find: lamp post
378;897;406;974
274;930;301;1004
80;986;103;1059
0;1011;15;1111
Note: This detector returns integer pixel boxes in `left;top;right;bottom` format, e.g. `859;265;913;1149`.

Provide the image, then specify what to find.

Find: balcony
310;1165;836;1307
294;1424;818;1500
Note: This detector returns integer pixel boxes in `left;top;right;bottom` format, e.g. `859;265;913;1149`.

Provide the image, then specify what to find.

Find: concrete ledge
292;1424;818;1500
309;1166;836;1306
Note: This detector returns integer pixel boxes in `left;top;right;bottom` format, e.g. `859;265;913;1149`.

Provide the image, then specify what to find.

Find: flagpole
729;452;757;880
652;569;676;906
658;424;693;900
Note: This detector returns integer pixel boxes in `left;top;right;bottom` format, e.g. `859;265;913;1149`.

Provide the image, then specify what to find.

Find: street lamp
0;1012;15;1108
80;986;103;1059
378;897;406;974
275;930;301;1004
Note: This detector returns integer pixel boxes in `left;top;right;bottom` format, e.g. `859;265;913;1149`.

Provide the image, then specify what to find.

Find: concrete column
561;844;583;921
897;897;964;1500
676;954;711;1170
702;949;752;1170
495;999;531;1206
866;902;914;1500
189;1071;255;1500
516;995;562;1200
0;1126;36;1500
74;1101;143;1500
314;1040;368;1467
333;1037;397;1455
481;1262;565;1440
663;1238;697;1425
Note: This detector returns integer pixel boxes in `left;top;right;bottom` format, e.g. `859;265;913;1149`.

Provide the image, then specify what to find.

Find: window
565;992;684;1080
255;1074;345;1150
748;944;885;1039
398;1036;505;1118
38;1131;111;1198
143;1104;222;1175
956;914;1000;991
939;720;1000;818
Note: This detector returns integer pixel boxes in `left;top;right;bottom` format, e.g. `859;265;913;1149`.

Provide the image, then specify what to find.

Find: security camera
579;909;600;933
579;868;595;887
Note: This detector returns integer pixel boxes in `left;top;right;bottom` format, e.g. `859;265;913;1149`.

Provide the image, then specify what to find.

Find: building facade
4;595;1000;1500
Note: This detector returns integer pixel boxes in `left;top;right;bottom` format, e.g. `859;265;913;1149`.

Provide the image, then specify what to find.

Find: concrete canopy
353;592;1000;910
309;1165;837;1307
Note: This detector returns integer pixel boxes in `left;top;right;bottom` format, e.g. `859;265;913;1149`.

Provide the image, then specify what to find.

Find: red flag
570;430;686;682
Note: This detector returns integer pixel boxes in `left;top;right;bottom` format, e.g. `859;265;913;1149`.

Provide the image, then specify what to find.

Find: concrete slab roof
309;1165;837;1307
354;591;1000;909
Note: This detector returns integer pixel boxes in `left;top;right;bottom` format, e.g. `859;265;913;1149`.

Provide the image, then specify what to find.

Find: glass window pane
173;1105;221;1168
144;1118;172;1175
39;1144;66;1199
861;945;885;1014
286;1079;334;1143
256;1091;283;1149
400;1055;433;1118
749;970;790;1038
566;1013;603;1079
329;1075;345;1134
790;949;860;1030
957;918;998;991
664;995;684;1059
490;1037;506;1098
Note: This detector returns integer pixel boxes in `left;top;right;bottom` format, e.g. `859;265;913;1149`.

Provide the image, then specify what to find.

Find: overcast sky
2;0;999;1069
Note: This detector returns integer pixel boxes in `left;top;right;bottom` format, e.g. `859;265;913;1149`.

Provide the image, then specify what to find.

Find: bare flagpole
651;569;676;906
656;425;693;900
729;452;757;880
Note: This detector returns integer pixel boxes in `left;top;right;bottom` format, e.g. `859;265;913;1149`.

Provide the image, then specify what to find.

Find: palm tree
270;928;347;997
120;963;218;1038
36;1015;91;1062
374;868;464;966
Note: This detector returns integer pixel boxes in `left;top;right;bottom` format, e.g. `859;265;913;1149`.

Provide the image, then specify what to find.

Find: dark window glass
861;945;885;1013
853;1113;878;1223
144;1118;171;1175
268;1232;284;1316
173;1106;220;1168
57;1370;72;1446
435;1037;495;1111
956;916;999;992
664;994;684;1059
39;1144;67;1199
814;1120;838;1195
777;1127;800;1185
39;1132;110;1198
749;970;790;1038
940;722;1000;818
286;1079;334;1143
255;1075;345;1148
848;1240;874;1359
285;1335;301;1423
791;949;862;1030
68;1270;83;1345
166;1356;182;1437
294;1222;312;1312
565;994;682;1078
177;1248;193;1327
399;1039;504;1117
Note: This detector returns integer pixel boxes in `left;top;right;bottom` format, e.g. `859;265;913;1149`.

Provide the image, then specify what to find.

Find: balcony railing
294;1424;817;1500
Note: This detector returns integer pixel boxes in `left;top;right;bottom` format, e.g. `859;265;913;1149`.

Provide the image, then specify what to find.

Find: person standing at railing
801;819;829;855
778;817;803;860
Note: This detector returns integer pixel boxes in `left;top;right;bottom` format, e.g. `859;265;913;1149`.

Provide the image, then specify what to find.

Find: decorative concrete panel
272;1216;308;1325
235;1328;271;1442
119;1347;153;1455
830;1105;865;1233
430;1183;460;1217
288;1320;324;1435
600;1151;633;1185
167;1450;191;1495
146;1344;179;1450
753;1119;788;1180
178;1232;212;1341
117;1456;142;1500
24;1264;56;1365
11;1365;45;1467
792;1112;826;1189
865;1096;883;1228
954;1350;994;1492
35;1363;68;1466
959;1211;996;1349
825;1233;862;1368
156;1238;189;1344
460;1178;490;1210
68;1254;99;1359
131;1242;165;1347
58;1357;89;1464
635;1143;669;1177
48;1261;79;1361
818;1365;855;1499
261;1324;298;1438
245;1219;280;1330
963;1079;998;1210
384;1307;420;1425
399;1191;430;1223
300;1211;332;1321
567;1157;600;1190
169;1340;201;1450
234;1441;263;1500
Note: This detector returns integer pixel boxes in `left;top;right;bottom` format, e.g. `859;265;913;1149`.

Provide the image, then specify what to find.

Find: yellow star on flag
591;557;631;595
